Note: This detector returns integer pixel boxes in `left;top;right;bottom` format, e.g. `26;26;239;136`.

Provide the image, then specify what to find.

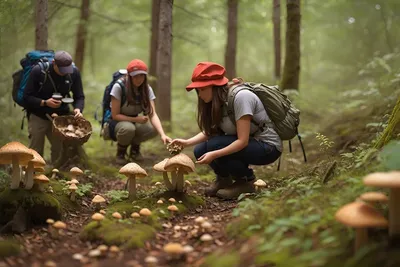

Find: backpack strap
38;61;57;93
227;84;269;135
115;79;126;106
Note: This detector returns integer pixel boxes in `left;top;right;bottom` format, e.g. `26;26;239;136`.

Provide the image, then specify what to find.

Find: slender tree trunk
149;0;161;93
224;0;238;80
273;0;281;81
156;0;173;128
74;0;90;73
375;96;400;149
35;0;48;50
281;0;301;90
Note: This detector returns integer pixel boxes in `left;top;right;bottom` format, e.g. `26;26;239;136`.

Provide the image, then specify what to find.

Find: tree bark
281;0;301;90
35;0;48;50
273;0;281;81
375;96;400;149
224;0;238;80
74;0;90;73
149;0;161;93
156;0;173;128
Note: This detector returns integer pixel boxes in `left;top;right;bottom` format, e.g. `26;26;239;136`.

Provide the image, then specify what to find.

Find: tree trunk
74;0;90;73
149;0;161;93
156;0;173;128
273;0;281;81
281;0;301;90
35;0;48;50
375;96;400;149
224;0;238;80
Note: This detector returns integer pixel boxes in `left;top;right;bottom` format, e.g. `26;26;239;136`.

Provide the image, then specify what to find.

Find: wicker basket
52;115;92;145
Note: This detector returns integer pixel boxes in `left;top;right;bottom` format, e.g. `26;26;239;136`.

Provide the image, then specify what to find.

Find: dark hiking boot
204;176;233;197
129;143;144;161
116;144;128;165
216;176;256;200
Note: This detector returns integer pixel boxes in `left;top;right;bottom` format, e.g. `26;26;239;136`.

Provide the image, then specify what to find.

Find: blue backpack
12;50;55;107
95;69;127;133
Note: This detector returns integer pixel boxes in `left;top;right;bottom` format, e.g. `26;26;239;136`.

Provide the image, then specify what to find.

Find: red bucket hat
127;59;148;77
186;62;229;91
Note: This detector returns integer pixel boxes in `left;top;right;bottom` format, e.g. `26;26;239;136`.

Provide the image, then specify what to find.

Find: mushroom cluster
335;171;400;252
166;142;183;155
61;124;85;138
153;153;195;192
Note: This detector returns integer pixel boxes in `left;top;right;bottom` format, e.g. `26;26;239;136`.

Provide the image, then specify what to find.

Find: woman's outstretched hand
161;135;172;145
195;151;217;164
169;138;189;148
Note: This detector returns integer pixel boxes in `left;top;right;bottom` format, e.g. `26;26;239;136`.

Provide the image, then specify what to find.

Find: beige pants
28;114;62;163
114;121;158;146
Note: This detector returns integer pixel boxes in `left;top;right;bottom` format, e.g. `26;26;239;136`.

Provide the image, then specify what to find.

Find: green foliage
316;133;334;152
105;190;128;204
341;143;379;169
0;170;9;190
379;140;400;170
201;252;241;267
59;180;93;198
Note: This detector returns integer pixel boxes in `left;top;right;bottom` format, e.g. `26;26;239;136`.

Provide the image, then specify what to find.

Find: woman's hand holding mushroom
196;151;218;165
161;134;172;145
169;138;189;148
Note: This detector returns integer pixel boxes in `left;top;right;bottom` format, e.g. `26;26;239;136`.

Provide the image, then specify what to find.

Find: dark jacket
23;64;85;120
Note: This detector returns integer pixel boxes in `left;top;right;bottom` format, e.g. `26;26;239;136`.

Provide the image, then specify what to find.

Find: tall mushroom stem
25;161;35;190
171;171;177;191
176;170;184;193
128;174;137;200
389;188;400;238
355;228;368;252
163;173;173;191
11;155;21;189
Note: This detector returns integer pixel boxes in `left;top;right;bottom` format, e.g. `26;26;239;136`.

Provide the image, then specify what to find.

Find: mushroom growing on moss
112;212;122;221
23;149;46;190
33;174;50;191
164;153;195;192
70;167;83;180
0;141;33;189
51;169;59;179
363;171;400;239
335;201;388;252
153;158;174;190
91;213;105;226
92;195;106;211
119;163;148;200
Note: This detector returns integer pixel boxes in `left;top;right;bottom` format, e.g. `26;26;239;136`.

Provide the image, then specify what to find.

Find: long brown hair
123;75;153;115
197;85;229;136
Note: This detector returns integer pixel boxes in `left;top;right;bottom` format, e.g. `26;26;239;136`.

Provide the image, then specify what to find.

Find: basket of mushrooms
52;115;92;145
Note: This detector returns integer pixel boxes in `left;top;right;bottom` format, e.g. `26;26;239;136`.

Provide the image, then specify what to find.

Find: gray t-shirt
110;83;156;116
219;90;283;152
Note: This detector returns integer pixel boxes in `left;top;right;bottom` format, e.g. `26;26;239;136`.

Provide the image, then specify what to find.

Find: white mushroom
119;163;148;200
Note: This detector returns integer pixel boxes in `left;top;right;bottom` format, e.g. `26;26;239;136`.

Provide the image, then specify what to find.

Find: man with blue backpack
21;50;85;163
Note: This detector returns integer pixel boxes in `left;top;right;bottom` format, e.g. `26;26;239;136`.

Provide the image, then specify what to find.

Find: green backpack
226;82;307;166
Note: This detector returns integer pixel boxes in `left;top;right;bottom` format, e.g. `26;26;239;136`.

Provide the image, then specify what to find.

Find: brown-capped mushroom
164;153;195;192
163;243;184;260
92;195;106;211
33;174;50;191
52;221;67;238
119;163;148;200
70;167;83;180
69;183;78;202
92;212;105;226
168;205;179;212
363;171;400;238
23;149;45;190
358;192;388;204
131;212;140;219
112;212;122;220
253;179;267;192
0;141;34;189
335;201;388;252
51;169;59;179
153;158;173;190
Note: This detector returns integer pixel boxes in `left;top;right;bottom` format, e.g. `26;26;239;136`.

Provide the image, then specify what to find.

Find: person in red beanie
170;62;282;200
107;59;171;164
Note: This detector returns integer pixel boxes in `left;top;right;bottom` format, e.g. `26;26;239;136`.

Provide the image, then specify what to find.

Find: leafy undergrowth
204;140;400;267
0;238;20;258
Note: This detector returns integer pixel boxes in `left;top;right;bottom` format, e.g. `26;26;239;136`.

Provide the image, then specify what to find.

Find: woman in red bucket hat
170;62;282;200
106;59;171;164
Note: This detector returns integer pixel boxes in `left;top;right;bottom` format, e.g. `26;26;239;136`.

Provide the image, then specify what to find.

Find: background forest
0;0;400;266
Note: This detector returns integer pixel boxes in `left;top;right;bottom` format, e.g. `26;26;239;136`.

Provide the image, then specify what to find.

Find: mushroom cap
70;179;80;184
168;205;179;212
335;201;388;228
185;180;192;186
46;218;55;224
164;153;195;173
254;179;267;187
70;167;83;175
363;171;400;188
155;182;163;186
69;183;78;190
97;244;108;252
0;141;34;165
53;221;67;229
200;234;213;242
168;198;176;203
34;174;50;183
131;212;140;218
34;166;45;173
163;243;184;254
91;213;105;221
112;212;122;219
109;245;120;253
119;163;148;178
92;195;106;203
144;256;158;264
139;208;152;216
359;192;388;202
52;169;59;173
25;149;46;167
157;200;164;204
153;158;169;172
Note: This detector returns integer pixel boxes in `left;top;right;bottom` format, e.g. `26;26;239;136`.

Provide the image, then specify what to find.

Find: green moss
0;239;20;258
0;188;61;224
201;252;241;267
80;218;155;249
49;180;80;211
